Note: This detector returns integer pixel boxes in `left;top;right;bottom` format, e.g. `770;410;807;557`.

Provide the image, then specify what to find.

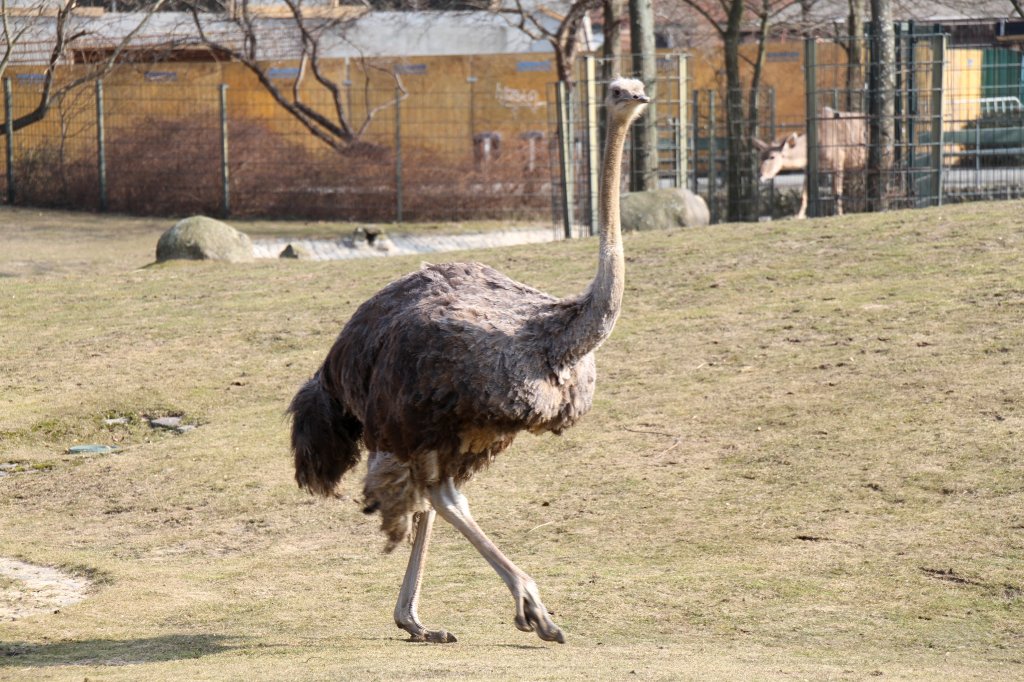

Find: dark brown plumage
289;77;651;644
295;261;598;545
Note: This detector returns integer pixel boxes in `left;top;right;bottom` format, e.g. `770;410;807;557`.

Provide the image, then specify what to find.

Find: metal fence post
804;37;819;217
708;90;718;224
395;85;403;224
690;88;700;193
219;83;230;217
4;78;13;205
676;53;688;190
583;56;599;236
95;81;108;211
555;80;575;238
930;31;946;206
767;86;777;216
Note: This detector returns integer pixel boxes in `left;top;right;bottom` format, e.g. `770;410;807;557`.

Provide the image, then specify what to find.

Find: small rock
103;417;129;426
279;243;312;259
149;416;182;430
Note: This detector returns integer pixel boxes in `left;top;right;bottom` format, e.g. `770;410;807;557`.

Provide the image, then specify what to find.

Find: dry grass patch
0;203;1021;680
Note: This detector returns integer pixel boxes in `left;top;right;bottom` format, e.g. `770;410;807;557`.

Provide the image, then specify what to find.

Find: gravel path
252;227;558;261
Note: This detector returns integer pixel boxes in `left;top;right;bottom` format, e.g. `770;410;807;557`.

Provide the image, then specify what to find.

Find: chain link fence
6;31;1024;227
1;57;557;223
550;53;689;238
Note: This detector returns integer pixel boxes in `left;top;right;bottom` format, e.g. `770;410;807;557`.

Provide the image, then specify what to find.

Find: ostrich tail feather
288;374;363;497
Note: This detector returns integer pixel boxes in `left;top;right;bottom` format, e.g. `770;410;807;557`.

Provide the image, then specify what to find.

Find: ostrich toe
396;618;457;644
514;582;565;644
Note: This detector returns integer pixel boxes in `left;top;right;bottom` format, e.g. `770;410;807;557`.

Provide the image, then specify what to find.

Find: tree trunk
868;0;895;211
723;4;753;221
745;2;772;219
628;0;657;191
601;0;625;83
847;0;866;111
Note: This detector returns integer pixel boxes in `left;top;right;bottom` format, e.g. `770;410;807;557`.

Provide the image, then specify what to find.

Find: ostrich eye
611;88;620;98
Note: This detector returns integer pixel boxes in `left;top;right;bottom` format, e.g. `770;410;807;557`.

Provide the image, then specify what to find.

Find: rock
619;188;710;231
279;243;312;259
155;216;254;263
148;416;197;434
148;416;182;429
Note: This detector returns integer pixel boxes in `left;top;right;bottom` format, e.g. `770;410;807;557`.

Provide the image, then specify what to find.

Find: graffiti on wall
494;82;546;111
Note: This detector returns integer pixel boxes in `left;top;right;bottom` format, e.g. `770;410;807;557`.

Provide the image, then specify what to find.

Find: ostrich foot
429;479;566;644
395;617;457;643
513;580;565;643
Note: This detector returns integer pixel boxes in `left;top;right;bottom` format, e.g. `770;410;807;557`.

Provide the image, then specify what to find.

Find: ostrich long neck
543;109;631;372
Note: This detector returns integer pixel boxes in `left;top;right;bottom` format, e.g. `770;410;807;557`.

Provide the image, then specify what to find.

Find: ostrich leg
429;478;565;643
394;509;456;643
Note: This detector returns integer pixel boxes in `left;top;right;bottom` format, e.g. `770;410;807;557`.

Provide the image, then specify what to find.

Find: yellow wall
3;53;560;167
945;48;983;127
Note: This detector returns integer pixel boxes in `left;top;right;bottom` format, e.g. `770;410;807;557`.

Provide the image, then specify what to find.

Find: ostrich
289;77;651;644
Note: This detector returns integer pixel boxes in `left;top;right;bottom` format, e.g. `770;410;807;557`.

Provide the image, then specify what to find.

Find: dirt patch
0;558;91;621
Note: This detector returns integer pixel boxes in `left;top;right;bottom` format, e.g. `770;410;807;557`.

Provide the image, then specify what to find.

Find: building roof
0;7;566;66
656;0;1021;49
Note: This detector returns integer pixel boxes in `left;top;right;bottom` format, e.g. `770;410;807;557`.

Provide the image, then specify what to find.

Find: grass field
0;202;1021;680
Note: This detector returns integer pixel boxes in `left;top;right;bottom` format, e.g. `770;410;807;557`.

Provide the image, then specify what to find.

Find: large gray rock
620;188;710;231
156;216;254;263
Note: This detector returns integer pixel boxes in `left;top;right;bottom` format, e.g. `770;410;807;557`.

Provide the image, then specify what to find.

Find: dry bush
104;117;222;216
398;141;553;222
5;114;555;222
228;127;396;222
10;146;99;211
227;125;553;222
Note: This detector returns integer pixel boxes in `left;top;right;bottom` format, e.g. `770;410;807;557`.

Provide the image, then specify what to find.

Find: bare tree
0;0;167;137
183;0;407;151
502;0;601;88
601;0;624;82
867;0;893;210
676;0;800;221
845;0;866;111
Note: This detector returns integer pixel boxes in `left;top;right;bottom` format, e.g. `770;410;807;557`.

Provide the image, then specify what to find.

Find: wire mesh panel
1;74;101;211
804;29;945;217
691;85;789;222
549;54;690;238
689;88;722;224
0;55;565;223
749;86;808;220
942;41;1024;203
103;73;223;216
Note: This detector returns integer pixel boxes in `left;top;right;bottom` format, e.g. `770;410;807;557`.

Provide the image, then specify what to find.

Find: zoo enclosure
5;28;1024;227
0;53;560;223
688;23;1024;222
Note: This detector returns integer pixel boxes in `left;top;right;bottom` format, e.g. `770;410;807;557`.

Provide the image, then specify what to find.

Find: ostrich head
605;77;650;124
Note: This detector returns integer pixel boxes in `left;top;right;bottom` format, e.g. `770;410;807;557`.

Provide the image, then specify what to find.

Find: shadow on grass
0;634;237;667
